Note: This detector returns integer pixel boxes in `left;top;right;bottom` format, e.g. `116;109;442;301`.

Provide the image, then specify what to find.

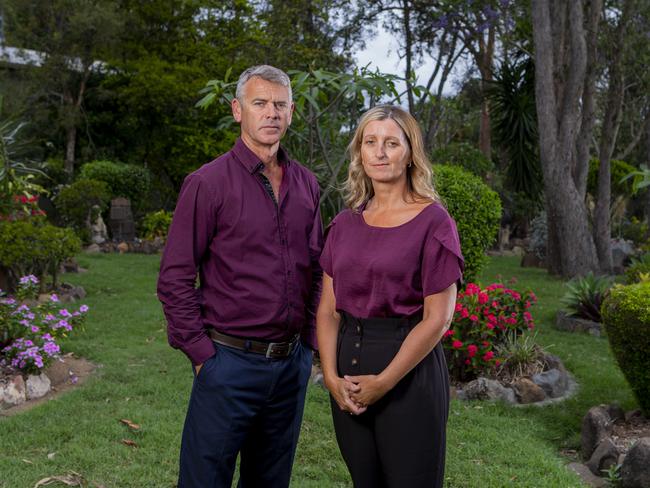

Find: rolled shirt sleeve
157;174;217;365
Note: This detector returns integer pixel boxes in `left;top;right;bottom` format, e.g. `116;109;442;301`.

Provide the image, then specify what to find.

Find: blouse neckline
359;201;436;230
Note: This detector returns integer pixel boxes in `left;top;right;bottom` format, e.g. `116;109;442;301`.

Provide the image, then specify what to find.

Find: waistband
339;310;423;330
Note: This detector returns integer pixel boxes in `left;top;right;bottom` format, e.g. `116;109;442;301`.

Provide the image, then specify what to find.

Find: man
157;65;323;487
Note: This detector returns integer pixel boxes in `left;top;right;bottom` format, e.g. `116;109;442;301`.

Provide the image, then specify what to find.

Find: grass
0;254;636;487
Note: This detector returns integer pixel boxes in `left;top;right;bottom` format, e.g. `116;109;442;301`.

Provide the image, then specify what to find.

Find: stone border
556;310;602;337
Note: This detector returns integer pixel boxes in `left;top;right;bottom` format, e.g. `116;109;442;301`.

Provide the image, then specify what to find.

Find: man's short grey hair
235;65;292;102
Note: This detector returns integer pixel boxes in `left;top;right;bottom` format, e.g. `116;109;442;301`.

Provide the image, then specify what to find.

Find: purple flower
19;319;31;327
45;314;56;322
30;326;40;333
43;341;60;357
59;309;72;318
55;320;72;331
50;294;59;303
79;305;89;313
26;312;35;320
19;275;39;285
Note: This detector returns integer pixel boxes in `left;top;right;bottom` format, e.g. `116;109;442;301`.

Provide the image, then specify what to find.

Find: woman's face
360;118;411;185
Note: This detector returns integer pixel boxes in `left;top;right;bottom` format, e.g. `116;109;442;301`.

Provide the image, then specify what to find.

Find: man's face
232;77;294;149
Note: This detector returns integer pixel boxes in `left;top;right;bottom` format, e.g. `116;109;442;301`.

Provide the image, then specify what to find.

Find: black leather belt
208;329;299;359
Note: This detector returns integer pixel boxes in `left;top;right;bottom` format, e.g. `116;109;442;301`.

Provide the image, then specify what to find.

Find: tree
3;0;123;180
531;0;600;277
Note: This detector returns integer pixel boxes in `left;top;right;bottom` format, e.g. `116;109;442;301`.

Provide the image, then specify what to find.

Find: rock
85;243;101;254
0;375;26;408
611;238;636;274
117;241;129;254
25;373;51;399
556;310;602;336
512;377;547;404
463;377;517;404
582;406;613;461
567;462;608;488
62;258;79;273
621;438;650;488
626;409;646;425
43;359;72;387
71;285;86;300
543;353;567;372
521;251;545;268
586;437;620;476
532;368;569;398
606;403;626;424
511;245;525;257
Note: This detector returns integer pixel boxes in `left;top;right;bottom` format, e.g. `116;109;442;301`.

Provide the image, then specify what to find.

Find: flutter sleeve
421;210;465;296
319;219;337;277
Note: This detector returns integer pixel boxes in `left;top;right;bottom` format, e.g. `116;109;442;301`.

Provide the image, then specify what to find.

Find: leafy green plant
0;218;81;289
620;163;650;194
602;281;650;416
55;179;111;242
601;462;621;487
561;272;614;322
588;158;637;199
625;253;650;284
430;142;494;178
433;164;501;282
495;331;546;380
79;160;151;206
141;210;173;240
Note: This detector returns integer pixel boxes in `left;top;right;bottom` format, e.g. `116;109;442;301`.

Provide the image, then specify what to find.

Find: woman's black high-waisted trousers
331;311;450;488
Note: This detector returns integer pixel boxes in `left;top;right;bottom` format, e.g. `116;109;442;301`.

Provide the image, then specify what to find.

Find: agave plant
561;272;614;322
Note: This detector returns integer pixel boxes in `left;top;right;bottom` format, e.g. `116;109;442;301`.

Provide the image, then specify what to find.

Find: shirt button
354;342;360;348
356;326;361;334
351;358;358;366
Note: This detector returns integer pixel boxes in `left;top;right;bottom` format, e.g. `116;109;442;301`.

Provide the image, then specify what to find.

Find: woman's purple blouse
320;202;464;318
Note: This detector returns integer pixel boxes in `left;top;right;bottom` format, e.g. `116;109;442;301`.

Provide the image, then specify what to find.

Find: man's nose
264;103;280;118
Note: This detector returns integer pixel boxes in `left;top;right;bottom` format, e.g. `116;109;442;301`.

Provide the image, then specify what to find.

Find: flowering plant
443;281;537;381
0;275;88;375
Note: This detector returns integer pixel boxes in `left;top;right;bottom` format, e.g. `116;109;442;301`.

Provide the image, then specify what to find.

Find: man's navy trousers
178;340;312;488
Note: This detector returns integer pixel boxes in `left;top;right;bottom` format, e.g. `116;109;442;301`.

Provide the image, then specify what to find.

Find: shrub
0;275;88;375
79;160;151;205
602;281;650;416
141;210;173;240
443;282;537;381
561;272;614;322
616;217;649;245
0;218;81;289
55;179;111;241
433;164;501;283
626;253;650;284
431;142;494;178
587;158;637;199
495;331;545;380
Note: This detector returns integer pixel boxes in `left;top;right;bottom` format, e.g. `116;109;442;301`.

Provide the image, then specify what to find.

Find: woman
317;105;464;488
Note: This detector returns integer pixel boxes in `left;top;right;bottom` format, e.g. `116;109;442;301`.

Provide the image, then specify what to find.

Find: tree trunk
594;0;631;273
65;124;76;181
532;0;599;277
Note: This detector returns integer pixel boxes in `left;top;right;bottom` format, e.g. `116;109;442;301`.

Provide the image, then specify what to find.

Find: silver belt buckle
266;342;279;358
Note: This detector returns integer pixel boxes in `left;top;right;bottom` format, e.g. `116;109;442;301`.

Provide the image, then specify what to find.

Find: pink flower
478;292;489;304
469;314;478;322
467;344;478;357
465;283;480;296
483;351;494;361
523;311;532;321
452;340;463;349
465;359;471;365
495;360;501;367
455;303;463;312
444;329;455;337
486;322;495;330
487;314;497;323
460;308;469;319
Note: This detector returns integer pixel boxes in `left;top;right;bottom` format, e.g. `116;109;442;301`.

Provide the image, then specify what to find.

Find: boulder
567;462;607;488
117;242;129;254
586;437;620;476
84;243;101;254
26;373;51;399
532;368;569;398
543;353;567;372
461;377;517;404
0;375;26;408
582;406;613;461
44;359;73;387
606;403;626;424
611;238;636;274
521;251;545;268
512;377;546;404
556;310;601;337
621;438;650;488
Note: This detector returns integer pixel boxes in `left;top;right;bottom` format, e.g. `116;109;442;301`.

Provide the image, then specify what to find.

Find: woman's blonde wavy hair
344;105;439;210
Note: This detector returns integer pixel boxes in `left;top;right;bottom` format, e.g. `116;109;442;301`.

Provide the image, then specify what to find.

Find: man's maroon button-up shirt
157;138;323;365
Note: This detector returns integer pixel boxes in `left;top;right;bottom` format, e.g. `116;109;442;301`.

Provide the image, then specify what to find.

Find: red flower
478;292;489;304
465;283;480;295
467;344;478;357
460;308;469;319
444;329;455;337
452;340;463;349
483;351;494;361
455;303;463;312
469;314;478;322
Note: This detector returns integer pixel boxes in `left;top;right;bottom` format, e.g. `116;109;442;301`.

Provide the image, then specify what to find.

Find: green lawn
0;254;636;487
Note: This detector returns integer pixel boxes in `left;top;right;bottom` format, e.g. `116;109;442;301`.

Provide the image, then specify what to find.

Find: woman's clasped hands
325;374;393;415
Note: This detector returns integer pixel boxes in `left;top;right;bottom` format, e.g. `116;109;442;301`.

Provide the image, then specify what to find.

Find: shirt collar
233;138;291;174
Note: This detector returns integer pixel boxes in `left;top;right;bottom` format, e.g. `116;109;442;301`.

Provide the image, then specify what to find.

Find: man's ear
287;101;295;126
232;98;242;123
